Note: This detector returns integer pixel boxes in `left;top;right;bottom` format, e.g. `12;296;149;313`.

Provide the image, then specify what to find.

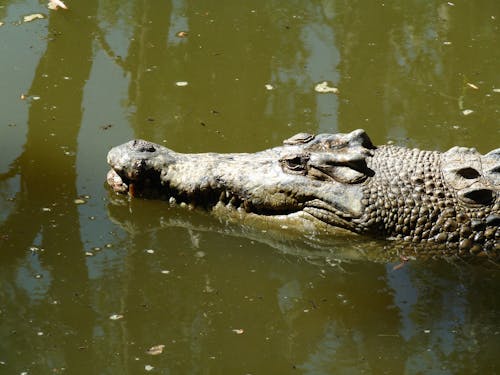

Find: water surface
1;1;499;373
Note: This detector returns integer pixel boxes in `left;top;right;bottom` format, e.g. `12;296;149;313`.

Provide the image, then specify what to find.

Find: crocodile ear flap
309;149;374;184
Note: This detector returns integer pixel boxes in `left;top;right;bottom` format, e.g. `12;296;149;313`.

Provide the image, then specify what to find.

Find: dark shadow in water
106;194;499;373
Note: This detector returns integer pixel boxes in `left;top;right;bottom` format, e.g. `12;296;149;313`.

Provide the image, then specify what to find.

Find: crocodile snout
130;139;157;153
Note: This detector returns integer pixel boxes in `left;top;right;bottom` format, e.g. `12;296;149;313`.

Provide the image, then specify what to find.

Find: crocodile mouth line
107;167;305;218
303;200;360;232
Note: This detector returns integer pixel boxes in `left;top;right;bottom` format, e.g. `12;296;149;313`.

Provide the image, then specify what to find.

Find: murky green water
1;1;499;373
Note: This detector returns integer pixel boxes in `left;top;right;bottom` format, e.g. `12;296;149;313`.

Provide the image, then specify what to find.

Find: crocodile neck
358;145;497;255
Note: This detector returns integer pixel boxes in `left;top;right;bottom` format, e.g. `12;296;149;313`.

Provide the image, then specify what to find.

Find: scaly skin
106;130;499;258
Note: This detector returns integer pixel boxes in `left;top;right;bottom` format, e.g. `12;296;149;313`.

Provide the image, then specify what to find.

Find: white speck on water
314;81;339;94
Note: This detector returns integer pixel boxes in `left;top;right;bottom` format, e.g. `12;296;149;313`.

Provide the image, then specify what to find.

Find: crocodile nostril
132;139;156;152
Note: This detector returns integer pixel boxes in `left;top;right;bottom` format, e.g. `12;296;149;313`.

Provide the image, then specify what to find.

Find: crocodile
106;129;499;258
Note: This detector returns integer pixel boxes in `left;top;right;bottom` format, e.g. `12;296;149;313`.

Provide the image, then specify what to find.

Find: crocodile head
106;129;377;232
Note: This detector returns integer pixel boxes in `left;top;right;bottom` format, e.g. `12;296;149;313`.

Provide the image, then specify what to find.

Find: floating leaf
462;109;474;116
265;84;274;90
146;344;165;355
232;329;244;335
48;0;68;10
176;31;188;38
145;365;154;371
175;81;188;87
23;14;45;23
109;314;124;320
466;82;479;90
314;81;339;94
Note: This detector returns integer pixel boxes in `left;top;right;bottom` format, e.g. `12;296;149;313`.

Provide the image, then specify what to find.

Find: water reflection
0;0;498;373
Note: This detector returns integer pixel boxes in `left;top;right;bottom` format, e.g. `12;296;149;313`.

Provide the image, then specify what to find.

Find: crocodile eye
280;154;309;174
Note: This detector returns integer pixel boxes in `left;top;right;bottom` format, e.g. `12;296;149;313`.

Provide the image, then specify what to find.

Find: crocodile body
107;130;499;258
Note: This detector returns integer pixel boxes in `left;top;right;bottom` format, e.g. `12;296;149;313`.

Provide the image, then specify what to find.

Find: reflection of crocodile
107;129;499;258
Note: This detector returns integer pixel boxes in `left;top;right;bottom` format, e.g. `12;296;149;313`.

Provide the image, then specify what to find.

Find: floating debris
145;365;154;371
493;88;500;93
466;82;479;90
462;109;474;116
146;344;165;355
48;0;68;10
314;81;339;94
232;329;244;335
176;31;188;38
23;14;45;23
265;84;274;91
146;249;155;254
109;314;124;320
175;81;188;87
